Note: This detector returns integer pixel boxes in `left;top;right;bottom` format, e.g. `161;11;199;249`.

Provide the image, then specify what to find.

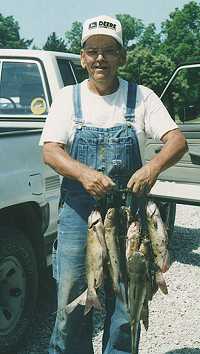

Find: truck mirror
179;105;200;122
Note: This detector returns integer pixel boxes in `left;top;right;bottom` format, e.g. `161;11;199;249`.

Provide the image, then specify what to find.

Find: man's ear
80;50;86;69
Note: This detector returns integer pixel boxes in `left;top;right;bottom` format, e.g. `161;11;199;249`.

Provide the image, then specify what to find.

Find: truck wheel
158;202;176;239
0;226;38;353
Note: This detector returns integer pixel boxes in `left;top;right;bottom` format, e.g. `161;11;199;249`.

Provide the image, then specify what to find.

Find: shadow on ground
166;348;200;354
17;269;57;354
169;225;200;267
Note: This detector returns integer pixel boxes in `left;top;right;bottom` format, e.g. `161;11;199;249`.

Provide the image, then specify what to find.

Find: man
40;15;187;354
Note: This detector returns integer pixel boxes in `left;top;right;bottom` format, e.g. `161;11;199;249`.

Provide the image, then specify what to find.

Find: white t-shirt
40;78;177;160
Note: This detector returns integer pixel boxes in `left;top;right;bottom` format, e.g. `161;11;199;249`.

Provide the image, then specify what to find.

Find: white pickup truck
0;49;199;354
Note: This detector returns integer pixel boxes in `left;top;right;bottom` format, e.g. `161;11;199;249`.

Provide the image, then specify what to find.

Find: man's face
81;35;125;84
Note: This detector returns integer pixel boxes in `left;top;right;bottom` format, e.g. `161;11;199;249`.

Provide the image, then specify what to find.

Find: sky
0;0;194;47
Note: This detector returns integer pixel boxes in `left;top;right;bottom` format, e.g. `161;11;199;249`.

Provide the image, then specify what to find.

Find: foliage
137;23;161;53
43;32;66;52
116;14;144;49
0;13;32;49
65;21;82;54
160;1;200;64
118;47;175;95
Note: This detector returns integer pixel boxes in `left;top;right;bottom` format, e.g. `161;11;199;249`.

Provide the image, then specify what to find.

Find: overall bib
49;82;142;354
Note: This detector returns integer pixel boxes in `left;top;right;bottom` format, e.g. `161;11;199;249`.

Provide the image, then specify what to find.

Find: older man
40;15;187;354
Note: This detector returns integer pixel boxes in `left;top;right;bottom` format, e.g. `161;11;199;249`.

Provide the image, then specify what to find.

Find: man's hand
43;142;116;198
78;168;115;197
127;128;187;195
127;164;159;195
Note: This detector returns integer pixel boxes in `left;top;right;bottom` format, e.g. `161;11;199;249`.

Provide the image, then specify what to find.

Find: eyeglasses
84;47;121;59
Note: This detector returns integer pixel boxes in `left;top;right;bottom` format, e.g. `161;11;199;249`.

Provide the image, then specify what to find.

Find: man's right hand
43;142;115;197
78;168;116;197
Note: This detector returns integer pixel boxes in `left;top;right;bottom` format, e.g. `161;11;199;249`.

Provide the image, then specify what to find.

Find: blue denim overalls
49;82;142;354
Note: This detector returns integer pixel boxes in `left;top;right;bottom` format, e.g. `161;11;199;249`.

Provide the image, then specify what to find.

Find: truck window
161;66;200;124
0;61;48;117
71;63;88;83
56;59;76;86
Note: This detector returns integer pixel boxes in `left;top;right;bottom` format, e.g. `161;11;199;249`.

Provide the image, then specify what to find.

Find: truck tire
158;202;176;239
0;226;38;353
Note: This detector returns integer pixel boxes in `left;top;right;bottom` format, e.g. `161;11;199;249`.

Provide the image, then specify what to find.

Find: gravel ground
17;204;200;354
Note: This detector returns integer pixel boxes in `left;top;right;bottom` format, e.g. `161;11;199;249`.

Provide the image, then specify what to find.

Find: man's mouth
94;65;108;70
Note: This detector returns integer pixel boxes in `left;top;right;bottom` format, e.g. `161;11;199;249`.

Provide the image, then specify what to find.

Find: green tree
118;47;175;95
160;1;200;64
0;13;32;48
137;23;161;53
43;32;66;52
116;14;144;49
65;21;82;54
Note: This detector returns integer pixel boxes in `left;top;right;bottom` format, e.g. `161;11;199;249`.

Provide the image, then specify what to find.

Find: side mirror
179;105;200;122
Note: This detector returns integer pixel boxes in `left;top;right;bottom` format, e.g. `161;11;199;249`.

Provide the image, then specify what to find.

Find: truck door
145;64;200;205
0;58;60;253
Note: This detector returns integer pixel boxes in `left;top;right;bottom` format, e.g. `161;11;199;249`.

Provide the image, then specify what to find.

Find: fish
84;209;107;315
146;201;170;273
64;209;106;315
104;208;121;295
146;201;169;294
126;220;141;261
127;251;148;354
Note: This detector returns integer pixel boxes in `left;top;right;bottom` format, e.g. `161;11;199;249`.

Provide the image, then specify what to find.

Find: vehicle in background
0;49;86;354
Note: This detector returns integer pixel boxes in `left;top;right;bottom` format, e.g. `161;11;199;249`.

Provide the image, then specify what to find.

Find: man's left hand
127;164;159;195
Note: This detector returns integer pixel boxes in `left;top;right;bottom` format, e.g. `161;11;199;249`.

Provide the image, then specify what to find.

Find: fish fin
84;289;102;315
142;318;149;331
141;302;149;331
65;289;88;314
156;272;168;295
131;320;140;354
162;253;170;273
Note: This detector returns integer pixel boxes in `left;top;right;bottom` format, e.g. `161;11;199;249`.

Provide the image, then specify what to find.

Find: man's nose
96;51;105;60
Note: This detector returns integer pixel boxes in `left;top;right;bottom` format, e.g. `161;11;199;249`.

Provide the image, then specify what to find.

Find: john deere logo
89;22;97;29
98;21;116;30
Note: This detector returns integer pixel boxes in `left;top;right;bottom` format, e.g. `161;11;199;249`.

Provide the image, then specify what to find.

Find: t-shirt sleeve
143;88;178;140
39;86;74;146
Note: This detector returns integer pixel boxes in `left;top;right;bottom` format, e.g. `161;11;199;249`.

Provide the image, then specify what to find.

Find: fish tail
162;253;170;273
65;289;88;314
141;302;149;331
131;320;140;354
84;289;102;315
156;272;168;295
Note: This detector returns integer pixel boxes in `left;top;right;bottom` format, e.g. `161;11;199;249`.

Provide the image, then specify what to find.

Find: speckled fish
146;201;170;273
84;209;107;315
104;208;121;295
127;251;148;354
126;220;141;261
146;201;169;294
65;209;106;315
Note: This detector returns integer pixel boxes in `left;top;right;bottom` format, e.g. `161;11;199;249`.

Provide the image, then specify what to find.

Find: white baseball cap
81;15;123;47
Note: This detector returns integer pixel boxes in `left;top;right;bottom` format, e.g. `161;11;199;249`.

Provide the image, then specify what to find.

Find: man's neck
87;78;119;96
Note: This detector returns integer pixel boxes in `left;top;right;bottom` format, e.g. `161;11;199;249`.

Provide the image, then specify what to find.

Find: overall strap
125;82;137;122
73;83;83;123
